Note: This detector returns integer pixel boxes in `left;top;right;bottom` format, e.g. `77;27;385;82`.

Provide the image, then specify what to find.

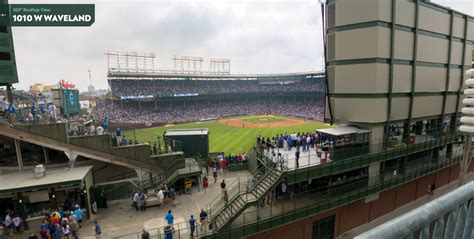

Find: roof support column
405;0;420;144
43;147;49;165
14;139;23;173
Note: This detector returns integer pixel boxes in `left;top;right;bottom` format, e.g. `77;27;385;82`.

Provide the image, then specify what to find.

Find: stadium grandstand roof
317;127;370;137
107;70;325;80
164;129;209;136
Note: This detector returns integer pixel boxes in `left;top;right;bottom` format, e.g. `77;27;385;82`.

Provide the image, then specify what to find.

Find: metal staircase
207;152;283;231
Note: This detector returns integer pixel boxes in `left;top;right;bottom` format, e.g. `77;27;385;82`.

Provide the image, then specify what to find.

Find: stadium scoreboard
52;88;80;116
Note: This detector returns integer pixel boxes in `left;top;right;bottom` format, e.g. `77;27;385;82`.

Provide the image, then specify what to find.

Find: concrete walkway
6;170;251;239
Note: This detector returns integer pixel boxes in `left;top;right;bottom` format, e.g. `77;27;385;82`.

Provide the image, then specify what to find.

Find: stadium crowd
110;79;325;97
93;100;324;124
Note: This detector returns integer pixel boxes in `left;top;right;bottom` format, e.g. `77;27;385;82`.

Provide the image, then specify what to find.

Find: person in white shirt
4;213;13;235
12;215;21;233
158;189;165;208
96;125;104;135
132;192;139;211
48;103;57;122
90;124;96;135
272;153;277;168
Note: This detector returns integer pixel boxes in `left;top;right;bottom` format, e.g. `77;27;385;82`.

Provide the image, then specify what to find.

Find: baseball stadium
96;66;329;154
0;1;473;239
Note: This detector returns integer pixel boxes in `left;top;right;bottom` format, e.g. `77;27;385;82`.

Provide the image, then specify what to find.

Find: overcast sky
8;0;474;91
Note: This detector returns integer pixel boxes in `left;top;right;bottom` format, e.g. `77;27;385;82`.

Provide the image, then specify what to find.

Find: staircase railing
207;157;283;231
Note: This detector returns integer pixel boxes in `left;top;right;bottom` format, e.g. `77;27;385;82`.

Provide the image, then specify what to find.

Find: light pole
458;68;474;186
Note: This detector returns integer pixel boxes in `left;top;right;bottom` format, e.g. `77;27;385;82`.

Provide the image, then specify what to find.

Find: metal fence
355;180;474;239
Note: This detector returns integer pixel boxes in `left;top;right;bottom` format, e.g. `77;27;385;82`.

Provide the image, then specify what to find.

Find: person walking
132;191;139;211
62;223;71;239
199;209;208;232
94;221;102;239
169;188;176;207
69;217;78;239
220;180;226;197
158;189;165;208
223;189;229;204
73;206;84;227
212;165;218;183
189;215;196;237
138;192;146;211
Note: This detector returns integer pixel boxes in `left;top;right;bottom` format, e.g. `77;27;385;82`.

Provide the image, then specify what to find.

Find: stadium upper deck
107;69;325;80
107;70;326;99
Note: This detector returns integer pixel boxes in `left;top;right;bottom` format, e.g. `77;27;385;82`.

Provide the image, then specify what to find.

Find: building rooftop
317;126;370;136
0;166;93;195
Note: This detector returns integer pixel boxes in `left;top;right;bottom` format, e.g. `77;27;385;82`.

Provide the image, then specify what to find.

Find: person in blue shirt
48;221;56;237
165;210;174;227
94;221;102;239
30;103;36;122
102;116;109;131
74;206;84;225
116;128;122;145
54;223;62;239
189;215;196;237
7;102;16;124
40;104;46;114
58;207;65;218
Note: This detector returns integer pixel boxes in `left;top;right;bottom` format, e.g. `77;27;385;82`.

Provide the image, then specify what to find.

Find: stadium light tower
459;68;474;186
173;55;204;74
210;58;231;75
104;49;156;72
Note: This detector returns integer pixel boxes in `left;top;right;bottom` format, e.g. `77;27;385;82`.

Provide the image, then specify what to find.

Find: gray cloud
8;0;472;91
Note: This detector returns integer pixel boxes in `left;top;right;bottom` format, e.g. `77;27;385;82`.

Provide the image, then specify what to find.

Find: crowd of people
93;99;324;124
110;78;325;97
1;99;59;125
1;200;93;239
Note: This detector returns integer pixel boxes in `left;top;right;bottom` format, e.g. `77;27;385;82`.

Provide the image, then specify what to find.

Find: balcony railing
355;180;474;239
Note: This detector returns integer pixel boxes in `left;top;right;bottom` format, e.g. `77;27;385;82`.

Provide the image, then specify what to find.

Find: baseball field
132;115;331;154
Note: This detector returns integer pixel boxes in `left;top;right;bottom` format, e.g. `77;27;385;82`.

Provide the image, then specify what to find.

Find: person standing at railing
115;128;122;146
165;210;174;232
189;215;196;237
199;209;208;232
7;102;16;125
141;229;150;239
272;152;277;168
295;147;300;168
48;103;57;123
31;102;37;124
278;153;283;171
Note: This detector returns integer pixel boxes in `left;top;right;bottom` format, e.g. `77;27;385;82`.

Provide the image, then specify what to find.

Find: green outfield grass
241;115;287;124
130;115;331;155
